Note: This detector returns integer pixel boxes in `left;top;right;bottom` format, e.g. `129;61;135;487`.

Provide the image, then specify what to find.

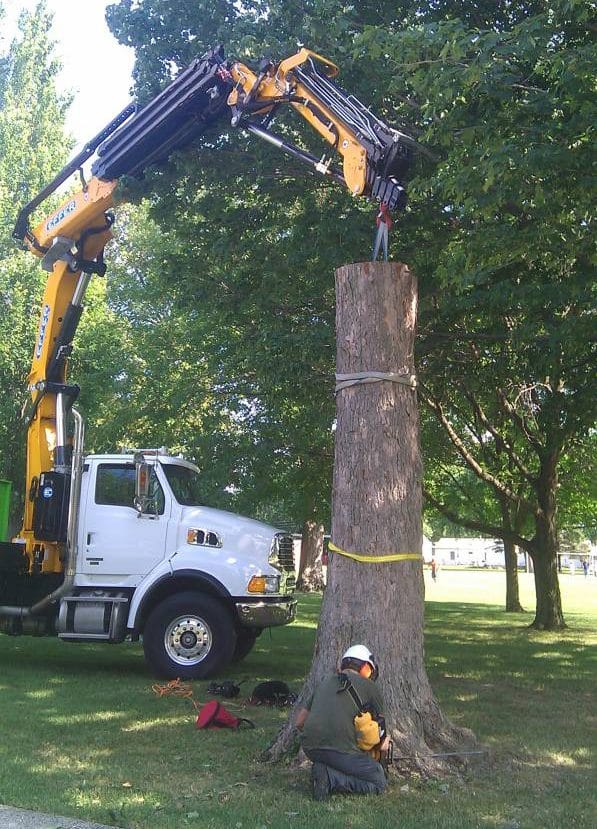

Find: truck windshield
161;464;203;506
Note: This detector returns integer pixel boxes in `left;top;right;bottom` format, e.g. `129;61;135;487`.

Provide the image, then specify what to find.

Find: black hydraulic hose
46;304;84;384
91;48;232;181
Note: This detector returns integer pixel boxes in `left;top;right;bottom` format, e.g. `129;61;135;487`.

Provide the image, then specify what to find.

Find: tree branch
420;384;539;516
438;463;495;527
463;390;536;484
423;488;535;554
498;389;544;452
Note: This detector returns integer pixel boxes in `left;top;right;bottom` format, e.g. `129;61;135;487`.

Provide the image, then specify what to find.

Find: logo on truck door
35;304;51;359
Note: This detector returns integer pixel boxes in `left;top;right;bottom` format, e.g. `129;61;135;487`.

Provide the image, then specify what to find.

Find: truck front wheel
143;592;236;680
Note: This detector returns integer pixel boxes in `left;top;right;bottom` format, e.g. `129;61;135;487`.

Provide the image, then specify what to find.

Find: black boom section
92;48;233;181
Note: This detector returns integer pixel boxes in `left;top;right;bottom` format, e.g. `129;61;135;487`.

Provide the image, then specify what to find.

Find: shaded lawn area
0;571;595;829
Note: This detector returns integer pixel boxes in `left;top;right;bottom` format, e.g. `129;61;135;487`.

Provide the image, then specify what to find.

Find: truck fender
127;567;232;634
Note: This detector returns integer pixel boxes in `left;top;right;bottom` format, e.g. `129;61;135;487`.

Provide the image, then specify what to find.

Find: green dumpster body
0;480;11;542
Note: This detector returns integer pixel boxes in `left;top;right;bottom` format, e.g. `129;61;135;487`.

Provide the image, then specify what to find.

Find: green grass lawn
0;570;595;829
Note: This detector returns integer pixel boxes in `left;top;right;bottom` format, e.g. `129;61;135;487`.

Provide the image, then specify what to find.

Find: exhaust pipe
0;408;85;619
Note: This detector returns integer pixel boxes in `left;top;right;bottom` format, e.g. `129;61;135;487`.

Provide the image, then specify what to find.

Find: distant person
582;558;589;577
295;645;388;800
431;558;438;581
569;558;576;575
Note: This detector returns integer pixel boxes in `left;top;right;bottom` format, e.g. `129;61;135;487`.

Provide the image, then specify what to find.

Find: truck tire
231;629;258;663
143;591;237;680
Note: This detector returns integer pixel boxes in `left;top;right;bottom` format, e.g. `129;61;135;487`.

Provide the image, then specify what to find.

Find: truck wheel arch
131;570;232;635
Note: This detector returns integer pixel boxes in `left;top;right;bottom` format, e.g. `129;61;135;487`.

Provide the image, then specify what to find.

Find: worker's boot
311;762;330;801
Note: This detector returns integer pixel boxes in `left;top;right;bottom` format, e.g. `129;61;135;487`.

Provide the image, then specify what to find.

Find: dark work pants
305;747;387;795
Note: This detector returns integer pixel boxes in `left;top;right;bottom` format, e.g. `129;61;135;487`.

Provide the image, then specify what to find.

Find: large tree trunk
529;547;564;629
504;539;524;612
530;453;565;629
296;518;325;592
266;262;473;770
499;497;524;612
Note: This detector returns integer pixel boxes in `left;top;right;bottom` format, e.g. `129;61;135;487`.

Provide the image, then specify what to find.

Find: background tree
358;2;595;629
0;1;72;527
74;203;252;508
423;443;528;613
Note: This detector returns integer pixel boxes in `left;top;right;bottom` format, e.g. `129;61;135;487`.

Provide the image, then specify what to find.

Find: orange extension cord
151;678;243;712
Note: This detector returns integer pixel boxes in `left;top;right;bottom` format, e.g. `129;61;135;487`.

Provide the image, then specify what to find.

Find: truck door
80;462;169;579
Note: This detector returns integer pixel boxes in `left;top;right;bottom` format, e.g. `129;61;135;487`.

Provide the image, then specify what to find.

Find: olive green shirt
301;672;384;755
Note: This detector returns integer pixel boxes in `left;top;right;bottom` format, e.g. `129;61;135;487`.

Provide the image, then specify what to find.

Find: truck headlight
247;575;280;594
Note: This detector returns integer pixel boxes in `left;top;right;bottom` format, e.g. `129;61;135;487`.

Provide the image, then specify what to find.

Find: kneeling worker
295;644;389;800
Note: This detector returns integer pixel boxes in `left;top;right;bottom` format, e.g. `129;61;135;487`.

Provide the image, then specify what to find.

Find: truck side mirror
134;456;151;514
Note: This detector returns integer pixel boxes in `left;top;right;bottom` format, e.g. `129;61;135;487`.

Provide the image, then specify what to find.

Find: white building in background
425;537;526;568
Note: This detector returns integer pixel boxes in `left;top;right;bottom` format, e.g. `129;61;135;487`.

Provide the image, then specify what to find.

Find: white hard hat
341;645;378;679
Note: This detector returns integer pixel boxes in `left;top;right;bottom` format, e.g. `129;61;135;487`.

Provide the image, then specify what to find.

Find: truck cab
68;449;296;677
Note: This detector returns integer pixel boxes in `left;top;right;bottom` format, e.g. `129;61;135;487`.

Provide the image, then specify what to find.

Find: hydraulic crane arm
88;46;412;208
12;45;415;575
15;45;413;248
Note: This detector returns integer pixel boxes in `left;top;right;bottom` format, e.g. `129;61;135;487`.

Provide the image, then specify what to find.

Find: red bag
195;700;254;730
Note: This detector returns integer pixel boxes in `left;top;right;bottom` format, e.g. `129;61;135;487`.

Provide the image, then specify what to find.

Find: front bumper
235;598;297;629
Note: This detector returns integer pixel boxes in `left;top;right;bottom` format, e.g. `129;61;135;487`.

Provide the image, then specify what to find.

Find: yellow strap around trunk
328;541;422;563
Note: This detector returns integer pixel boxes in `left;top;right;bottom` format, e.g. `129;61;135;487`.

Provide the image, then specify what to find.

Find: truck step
57;632;112;640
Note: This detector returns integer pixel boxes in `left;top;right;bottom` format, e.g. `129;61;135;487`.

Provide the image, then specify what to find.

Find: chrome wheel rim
164;614;212;666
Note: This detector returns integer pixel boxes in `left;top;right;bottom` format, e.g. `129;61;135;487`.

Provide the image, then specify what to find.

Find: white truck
0;416;296;678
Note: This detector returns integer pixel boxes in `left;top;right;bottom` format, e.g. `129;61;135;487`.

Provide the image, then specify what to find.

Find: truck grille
275;534;295;572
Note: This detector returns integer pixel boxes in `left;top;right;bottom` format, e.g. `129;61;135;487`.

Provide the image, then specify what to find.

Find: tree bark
296;518;325;592
504;539;524;612
529;547;564;629
265;262;473;770
498;496;524;612
529;452;565;629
